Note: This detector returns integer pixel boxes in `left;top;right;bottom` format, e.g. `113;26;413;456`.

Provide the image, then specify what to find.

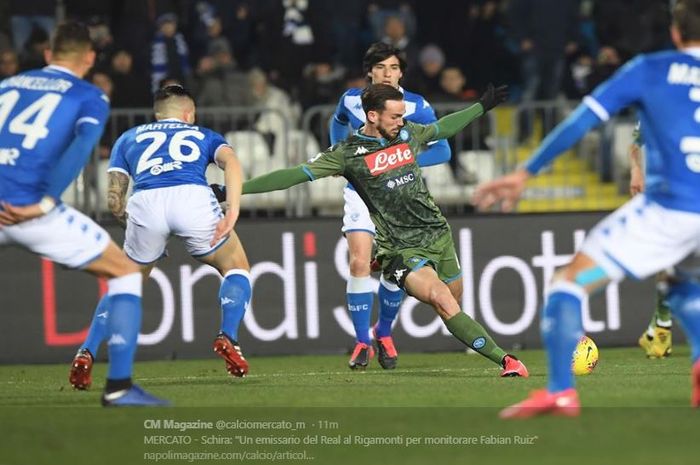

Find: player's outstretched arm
431;84;508;141
211;146;243;246
242;166;312;194
107;171;130;226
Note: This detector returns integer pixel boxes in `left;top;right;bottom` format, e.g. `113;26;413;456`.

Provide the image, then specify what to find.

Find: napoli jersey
0;65;109;205
108;119;229;192
584;49;700;213
332;86;437;133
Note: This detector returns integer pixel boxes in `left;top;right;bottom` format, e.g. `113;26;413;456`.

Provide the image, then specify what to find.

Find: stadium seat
421;163;471;205
225;130;271;178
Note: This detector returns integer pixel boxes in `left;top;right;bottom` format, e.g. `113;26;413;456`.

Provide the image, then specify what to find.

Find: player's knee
429;285;456;317
349;256;371;277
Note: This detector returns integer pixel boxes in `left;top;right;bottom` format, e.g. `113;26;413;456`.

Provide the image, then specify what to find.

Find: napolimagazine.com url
144;450;311;462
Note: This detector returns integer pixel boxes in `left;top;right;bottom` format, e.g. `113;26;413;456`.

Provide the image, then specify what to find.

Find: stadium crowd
0;0;674;112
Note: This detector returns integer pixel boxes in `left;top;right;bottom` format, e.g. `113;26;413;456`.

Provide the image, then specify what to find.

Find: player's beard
377;123;398;141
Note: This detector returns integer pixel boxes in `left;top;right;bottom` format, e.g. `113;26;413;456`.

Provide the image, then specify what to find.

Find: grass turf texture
1;346;698;465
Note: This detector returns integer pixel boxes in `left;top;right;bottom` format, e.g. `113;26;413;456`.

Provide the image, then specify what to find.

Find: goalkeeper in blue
330;42;452;370
474;0;700;417
0;22;167;406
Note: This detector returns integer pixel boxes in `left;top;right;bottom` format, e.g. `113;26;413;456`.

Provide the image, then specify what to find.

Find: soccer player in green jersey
629;122;673;358
242;83;529;377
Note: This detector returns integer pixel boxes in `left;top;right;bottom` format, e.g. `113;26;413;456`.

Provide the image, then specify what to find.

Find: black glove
478;83;508;112
210;183;226;203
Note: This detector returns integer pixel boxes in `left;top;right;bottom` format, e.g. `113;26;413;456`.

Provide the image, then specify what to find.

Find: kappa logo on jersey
354;146;369;155
0;147;20;165
386;172;415;189
364;143;413;176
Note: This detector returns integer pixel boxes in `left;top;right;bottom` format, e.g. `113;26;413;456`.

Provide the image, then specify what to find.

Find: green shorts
377;230;461;289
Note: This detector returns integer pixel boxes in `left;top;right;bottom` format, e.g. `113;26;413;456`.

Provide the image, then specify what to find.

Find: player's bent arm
44;122;106;201
215;146;243;217
107;171;130;226
416;139;451;167
242;166;312;194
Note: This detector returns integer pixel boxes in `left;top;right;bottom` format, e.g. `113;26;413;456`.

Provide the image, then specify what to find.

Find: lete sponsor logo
364;143;413;176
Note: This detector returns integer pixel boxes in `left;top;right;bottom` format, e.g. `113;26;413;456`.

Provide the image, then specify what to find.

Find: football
572;335;599;376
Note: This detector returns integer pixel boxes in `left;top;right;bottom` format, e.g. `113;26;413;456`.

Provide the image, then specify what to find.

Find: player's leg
83;243;168;406
639;272;673;358
197;231;252;378
399;263;519;375
70;262;156;390
373;275;402;369
502;196;700;418
665;279;700;406
345;230;376;369
342;186;379;369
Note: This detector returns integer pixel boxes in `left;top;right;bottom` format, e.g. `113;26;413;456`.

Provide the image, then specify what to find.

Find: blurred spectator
594;0;671;62
508;0;580;141
329;0;369;70
109;49;152;108
367;1;415;41
88;18;116;72
380;15;417;67
404;44;445;100
249;67;301;151
18;26;49;71
91;71;115;159
585;46;623;94
257;0;330;96
195;40;251;108
0;1;10;51
9;0;55;53
433;67;481;184
150;12;192;93
299;62;346;109
0;48;19;79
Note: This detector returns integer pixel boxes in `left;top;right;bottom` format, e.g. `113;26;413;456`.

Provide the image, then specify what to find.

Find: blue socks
106;293;142;380
219;270;252;342
541;283;585;393
667;281;700;363
82;294;110;357
376;276;403;337
347;276;374;344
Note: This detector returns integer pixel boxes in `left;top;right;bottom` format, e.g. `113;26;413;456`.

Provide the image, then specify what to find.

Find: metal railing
62;101;636;219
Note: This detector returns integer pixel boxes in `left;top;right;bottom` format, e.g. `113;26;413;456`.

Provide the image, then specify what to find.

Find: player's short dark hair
153;84;195;114
361;84;404;114
674;0;700;41
51;21;93;56
362;42;407;75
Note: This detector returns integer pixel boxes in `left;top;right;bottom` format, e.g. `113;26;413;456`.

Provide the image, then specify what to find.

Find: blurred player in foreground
474;0;700;417
69;85;251;390
0;22;167;406
241;83;529;378
629;122;674;358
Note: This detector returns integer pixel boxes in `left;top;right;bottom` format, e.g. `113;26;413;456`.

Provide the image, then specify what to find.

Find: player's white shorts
124;184;225;264
581;194;700;282
0;204;110;268
341;186;375;235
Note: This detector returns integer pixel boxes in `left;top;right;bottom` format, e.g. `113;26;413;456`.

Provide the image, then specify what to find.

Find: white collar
44;64;78;78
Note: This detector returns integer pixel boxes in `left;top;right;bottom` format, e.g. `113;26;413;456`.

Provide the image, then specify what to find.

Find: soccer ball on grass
571;335;599;375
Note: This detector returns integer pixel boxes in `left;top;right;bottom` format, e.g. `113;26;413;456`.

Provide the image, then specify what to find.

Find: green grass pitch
1;346;699;465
